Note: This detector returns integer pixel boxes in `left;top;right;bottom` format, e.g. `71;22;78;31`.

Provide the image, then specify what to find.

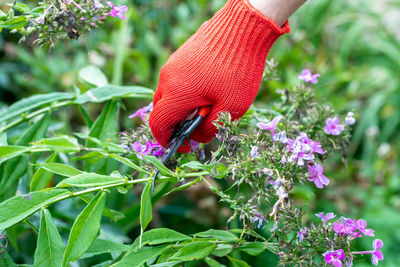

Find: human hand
149;0;291;153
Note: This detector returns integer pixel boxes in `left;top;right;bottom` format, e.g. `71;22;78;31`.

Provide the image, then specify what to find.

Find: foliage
0;0;399;266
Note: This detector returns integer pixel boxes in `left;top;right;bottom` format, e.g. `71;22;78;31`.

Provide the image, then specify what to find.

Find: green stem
0;100;73;133
50;176;173;206
181;171;209;178
24;219;39;234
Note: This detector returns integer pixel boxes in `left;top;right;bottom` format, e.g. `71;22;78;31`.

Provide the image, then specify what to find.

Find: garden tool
152;106;212;191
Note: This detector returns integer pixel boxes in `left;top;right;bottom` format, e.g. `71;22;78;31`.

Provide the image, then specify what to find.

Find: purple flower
106;1;128;20
352;219;375;238
131;142;150;159
131;140;165;159
190;140;200;151
371;239;384;265
250;146;259;159
273;131;288;144
129;103;153;123
307;164;329;188
324;117;345;136
298;69;320;85
353;239;383;266
297;227;307;242
64;0;86;12
345;112;356;126
93;0;104;9
285;133;325;166
324;249;345;267
252;212;268;229
257;116;282;138
316;212;336;224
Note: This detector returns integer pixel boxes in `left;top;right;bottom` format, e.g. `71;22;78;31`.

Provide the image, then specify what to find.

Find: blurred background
1;0;399;266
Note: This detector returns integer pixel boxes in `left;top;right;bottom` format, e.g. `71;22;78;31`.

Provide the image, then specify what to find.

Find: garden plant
1;0;399;266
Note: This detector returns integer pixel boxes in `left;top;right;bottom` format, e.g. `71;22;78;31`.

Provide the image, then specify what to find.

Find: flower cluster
296;213;383;266
11;0;128;46
130;140;165;159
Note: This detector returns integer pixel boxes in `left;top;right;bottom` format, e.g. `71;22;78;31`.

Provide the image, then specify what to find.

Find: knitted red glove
149;0;290;153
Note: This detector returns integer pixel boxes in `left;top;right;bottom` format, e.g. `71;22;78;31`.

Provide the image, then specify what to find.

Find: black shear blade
152;114;204;191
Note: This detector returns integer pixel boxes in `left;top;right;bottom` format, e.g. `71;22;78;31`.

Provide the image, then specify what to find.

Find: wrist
247;0;306;26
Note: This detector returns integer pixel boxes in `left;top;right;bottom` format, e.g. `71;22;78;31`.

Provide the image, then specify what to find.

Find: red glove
149;0;290;153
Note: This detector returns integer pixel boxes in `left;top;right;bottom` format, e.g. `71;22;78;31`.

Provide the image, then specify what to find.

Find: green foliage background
0;0;399;266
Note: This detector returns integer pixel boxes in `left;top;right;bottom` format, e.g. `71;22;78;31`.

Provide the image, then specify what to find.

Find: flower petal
373;239;383;250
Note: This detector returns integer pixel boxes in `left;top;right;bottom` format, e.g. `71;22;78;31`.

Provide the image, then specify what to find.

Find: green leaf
165;177;202;196
182;161;205;170
144;156;174;177
74;86;153;104
130;228;191;250
78;65;108;87
33;136;80;153
14;3;31;13
236;242;267;256
0;250;17;267
16;112;51;146
226;256;250;267
0;92;73;123
229;229;266;241
113;245;168;267
81;239;129;259
36;163;82;177
0;189;70;230
62;190;106;266
0;146;30;162
33;209;66;267
194;229;238;242
211;244;233;257
56;173;125;188
171;241;216;261
150;262;181;267
108;153;149;174
140;181;152;235
0;132;7;146
204;257;226;267
88;101;119;142
0;16;28;29
30;153;57;191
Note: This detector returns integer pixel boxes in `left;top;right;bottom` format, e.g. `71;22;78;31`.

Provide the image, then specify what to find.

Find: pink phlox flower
252;212;268;229
345;112;356;126
93;0;104;9
324;117;345;135
106;1;128;19
273;131;288;144
257;116;282;139
297;227;307;242
371;239;384;265
316;212;336;224
190;140;200;151
64;0;86;12
285;133;325;166
131;141;151;159
353;239;383;266
307;163;330;188
352;219;375;238
250;146;259;159
129;103;153;122
131;140;164;159
298;69;320;84
324;249;346;267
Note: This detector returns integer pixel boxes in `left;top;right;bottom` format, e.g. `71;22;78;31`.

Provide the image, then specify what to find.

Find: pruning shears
152;106;212;191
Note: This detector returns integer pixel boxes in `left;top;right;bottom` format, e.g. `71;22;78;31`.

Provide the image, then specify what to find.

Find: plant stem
181;171;209;178
24;219;39;234
0;100;73;133
50;176;173;206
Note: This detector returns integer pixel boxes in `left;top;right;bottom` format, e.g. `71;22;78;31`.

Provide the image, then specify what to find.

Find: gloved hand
149;0;290;153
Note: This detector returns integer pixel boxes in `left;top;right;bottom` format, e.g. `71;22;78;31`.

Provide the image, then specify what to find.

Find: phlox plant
0;62;383;265
0;0;127;46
